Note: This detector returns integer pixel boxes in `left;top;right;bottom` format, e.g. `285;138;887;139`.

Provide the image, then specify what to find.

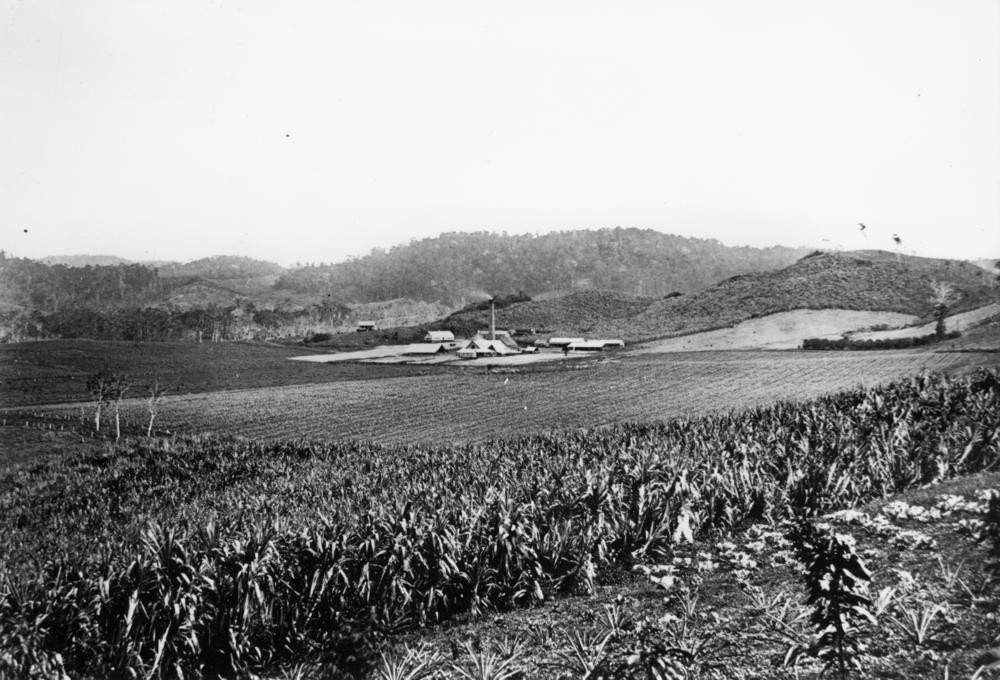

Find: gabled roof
474;331;519;349
424;330;455;342
403;343;448;355
462;337;515;354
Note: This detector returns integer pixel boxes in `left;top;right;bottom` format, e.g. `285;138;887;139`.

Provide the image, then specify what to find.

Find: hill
273;228;812;304
40;254;132;267
595;250;999;340
155;255;284;280
438;289;657;337
971;258;999;273
0;254;160;314
439;250;997;342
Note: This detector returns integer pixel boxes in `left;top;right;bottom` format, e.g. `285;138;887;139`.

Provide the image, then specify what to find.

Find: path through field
28;349;1000;445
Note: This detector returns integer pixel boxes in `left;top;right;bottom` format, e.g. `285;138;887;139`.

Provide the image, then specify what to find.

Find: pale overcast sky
2;1;998;265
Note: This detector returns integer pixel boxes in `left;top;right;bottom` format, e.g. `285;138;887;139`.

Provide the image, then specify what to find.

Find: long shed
567;340;607;352
548;337;585;348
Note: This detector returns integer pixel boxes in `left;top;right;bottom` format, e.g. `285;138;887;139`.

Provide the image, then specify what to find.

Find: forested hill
0;255;287;313
0;255;161;313
273;228;812;303
40;255;131;267
154;255;284;280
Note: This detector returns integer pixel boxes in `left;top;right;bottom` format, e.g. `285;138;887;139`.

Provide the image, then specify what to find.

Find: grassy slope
614;250;997;340
454;250;996;342
634;309;920;352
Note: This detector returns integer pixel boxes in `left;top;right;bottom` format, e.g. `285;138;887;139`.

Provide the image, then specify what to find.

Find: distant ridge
40;254;131;267
272;228;812;304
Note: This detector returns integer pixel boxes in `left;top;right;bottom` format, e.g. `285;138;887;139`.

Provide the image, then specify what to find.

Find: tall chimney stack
490;298;496;340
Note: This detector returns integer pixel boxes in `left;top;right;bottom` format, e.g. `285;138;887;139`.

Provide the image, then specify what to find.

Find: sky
2;0;998;266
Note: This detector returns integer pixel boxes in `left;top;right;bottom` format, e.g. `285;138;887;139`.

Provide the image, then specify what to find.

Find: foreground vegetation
2;370;999;678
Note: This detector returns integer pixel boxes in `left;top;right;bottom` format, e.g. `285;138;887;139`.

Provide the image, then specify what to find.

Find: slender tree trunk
147;413;155;437
114;402;121;441
93;403;102;432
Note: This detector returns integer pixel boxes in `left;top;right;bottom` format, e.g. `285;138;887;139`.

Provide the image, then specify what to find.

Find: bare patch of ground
850;303;1000;341
291;346;583;367
634;309;918;353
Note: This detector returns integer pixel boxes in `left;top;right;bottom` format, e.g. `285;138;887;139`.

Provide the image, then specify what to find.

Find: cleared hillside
588;250;998;340
634;309;921;352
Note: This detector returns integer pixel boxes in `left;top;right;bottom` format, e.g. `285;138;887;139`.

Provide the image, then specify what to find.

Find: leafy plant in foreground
785;519;874;679
1;369;998;678
977;490;1000;584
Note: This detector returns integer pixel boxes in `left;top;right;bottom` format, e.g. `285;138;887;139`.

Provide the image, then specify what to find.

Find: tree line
0;301;352;343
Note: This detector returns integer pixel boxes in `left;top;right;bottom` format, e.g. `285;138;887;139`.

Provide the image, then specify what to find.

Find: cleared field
0;339;427;408
25;349;1000;445
851;302;1000;341
633;308;918;352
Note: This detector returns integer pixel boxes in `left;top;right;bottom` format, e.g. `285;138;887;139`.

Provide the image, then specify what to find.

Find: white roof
595;338;625;347
549;337;585;345
568;340;608;349
462;338;515;354
357;320;377;326
424;330;455;341
403;343;447;355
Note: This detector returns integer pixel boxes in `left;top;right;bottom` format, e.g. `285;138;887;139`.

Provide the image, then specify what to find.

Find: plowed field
22;349;1000;445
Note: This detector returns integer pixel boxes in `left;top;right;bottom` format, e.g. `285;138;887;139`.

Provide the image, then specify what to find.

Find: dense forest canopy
154;255;285;280
274;228;812;304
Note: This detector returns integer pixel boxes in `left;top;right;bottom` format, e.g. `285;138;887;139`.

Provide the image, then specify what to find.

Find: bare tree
928;280;960;338
85;372;111;433
145;380;166;437
106;373;130;441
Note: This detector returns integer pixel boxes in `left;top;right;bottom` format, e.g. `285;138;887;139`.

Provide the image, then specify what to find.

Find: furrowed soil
12;348;1000;446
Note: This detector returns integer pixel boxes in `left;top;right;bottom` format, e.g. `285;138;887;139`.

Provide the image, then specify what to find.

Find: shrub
802;331;960;351
784;520;874;679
